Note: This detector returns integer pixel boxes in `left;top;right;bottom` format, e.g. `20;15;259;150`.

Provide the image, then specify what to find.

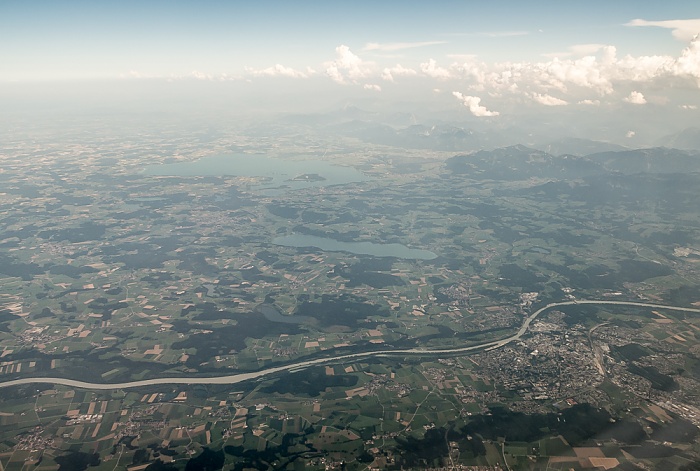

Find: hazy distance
1;1;700;149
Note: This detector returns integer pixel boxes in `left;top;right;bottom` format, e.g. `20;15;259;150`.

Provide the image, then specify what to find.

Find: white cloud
159;34;700;105
363;83;381;92
364;41;446;52
245;64;315;78
325;65;345;84
452;91;499;117
448;47;621;96
539;54;614;94
381;64;417;82
530;93;568;106
443;35;700;105
450;58;489;90
624;91;647;104
626;131;636;138
449;37;700;99
672;35;700;84
613;52;673;83
420;59;452;79
626;18;700;42
570;43;608;56
190;70;212;80
680;104;698;109
325;45;373;84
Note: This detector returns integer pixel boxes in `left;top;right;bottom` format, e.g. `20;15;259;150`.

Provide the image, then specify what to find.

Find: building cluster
14;427;56;452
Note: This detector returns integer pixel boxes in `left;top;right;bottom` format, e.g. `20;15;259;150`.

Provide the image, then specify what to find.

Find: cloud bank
120;24;700;116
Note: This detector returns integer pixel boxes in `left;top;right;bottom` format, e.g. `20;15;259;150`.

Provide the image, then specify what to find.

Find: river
1;300;698;390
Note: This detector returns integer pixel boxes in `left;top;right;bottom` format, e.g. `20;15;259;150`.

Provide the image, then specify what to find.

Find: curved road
1;300;698;391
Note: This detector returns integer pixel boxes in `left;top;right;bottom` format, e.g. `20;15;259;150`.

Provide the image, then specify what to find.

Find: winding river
1;300;698;390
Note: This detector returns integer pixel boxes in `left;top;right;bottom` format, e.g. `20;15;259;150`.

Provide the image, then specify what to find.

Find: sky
1;0;700;141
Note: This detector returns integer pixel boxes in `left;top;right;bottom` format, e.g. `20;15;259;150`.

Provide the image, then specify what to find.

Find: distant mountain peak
509;144;539;153
657;127;700;151
534;137;627;156
445;146;700;179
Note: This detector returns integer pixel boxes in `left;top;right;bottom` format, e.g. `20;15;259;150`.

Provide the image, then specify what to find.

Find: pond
257;304;312;324
272;234;437;260
142;153;368;191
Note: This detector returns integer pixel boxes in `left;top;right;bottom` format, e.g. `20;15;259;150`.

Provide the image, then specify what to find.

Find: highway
1;300;698;391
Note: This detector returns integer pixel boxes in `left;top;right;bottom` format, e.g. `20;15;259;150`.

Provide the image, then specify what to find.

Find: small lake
273;234;437;260
142;153;368;191
257;304;312;324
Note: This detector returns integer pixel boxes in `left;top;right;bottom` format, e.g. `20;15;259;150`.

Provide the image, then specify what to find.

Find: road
1;300;698;391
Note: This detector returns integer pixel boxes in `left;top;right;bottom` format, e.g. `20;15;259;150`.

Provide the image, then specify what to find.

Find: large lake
143;153;368;190
273;234;437;260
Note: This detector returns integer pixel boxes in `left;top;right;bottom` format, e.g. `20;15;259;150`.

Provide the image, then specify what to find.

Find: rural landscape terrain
3;2;700;469
1;111;700;470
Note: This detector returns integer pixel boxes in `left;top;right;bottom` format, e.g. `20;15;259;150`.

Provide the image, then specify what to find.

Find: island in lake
288;173;326;182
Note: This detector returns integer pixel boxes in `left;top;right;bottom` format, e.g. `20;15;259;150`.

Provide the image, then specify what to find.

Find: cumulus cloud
626;131;636;138
626;18;700;42
672;35;700;84
539;53;615;94
530;93;568;106
245;64;315;78
606;44;678;86
454;37;700;98
218;73;232;81
364;41;446;52
452;91;499;117
381;64;418;82
420;59;452;79
450;58;489;90
447;47;620;96
178;34;700;102
680;104;698;109
325;66;344;84
363;83;381;92
190;70;213;80
325;45;373;84
624;91;647;104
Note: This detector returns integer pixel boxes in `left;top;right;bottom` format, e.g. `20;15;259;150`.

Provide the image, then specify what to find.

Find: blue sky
2;1;698;80
1;0;699;128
